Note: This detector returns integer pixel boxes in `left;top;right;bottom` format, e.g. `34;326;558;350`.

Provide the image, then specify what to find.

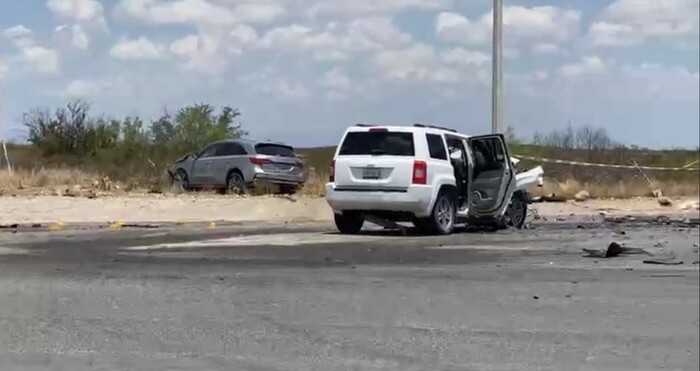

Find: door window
198;144;220;158
217;142;247;156
426;134;448;160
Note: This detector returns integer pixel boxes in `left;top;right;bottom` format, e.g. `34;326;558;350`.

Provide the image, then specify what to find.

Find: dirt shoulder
0;195;698;225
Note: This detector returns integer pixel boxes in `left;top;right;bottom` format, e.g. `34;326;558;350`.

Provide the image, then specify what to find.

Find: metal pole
0;82;10;176
491;0;503;134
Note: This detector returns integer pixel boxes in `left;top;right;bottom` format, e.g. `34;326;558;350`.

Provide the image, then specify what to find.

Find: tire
416;190;456;235
278;185;298;195
503;191;528;229
226;171;249;195
174;169;190;191
334;212;364;234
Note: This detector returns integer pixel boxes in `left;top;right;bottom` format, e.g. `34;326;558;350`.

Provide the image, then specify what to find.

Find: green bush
20;100;247;185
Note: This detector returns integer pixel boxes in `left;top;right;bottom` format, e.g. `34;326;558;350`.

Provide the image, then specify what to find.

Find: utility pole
0;83;11;176
491;0;503;134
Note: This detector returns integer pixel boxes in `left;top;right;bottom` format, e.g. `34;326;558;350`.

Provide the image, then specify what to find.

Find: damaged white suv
325;124;544;235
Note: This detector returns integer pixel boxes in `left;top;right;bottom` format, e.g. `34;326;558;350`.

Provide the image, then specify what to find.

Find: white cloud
20;44;61;75
46;0;105;23
318;66;366;100
169;32;228;72
116;0;447;26
256;17;411;60
374;43;462;83
60;79;102;99
2;25;33;39
265;79;310;101
240;68;310;101
303;0;448;18
2;26;61;75
55;24;90;49
558;56;607;79
230;24;258;53
170;35;199;56
589;0;699;47
110;37;166;60
71;24;89;49
0;59;7;81
436;6;581;52
440;48;490;66
117;0;236;25
116;0;283;26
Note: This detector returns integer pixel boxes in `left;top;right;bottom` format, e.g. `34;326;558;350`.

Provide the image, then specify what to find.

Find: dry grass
2;165;697;200
533;177;699;199
0;168;105;193
299;169;328;196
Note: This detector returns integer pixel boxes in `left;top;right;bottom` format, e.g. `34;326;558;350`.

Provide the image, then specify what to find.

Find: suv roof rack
355;123;376;127
413;123;457;133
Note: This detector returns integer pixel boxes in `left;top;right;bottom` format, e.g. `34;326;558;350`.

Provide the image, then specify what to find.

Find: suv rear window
338;131;415;156
255;144;297;157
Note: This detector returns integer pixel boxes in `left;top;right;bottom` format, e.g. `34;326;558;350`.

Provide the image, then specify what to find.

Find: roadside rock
574;190;591;202
657;197;673;207
64;185;84;198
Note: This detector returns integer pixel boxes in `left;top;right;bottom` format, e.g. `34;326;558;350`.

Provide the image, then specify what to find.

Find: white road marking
123;232;386;251
0;247;32;255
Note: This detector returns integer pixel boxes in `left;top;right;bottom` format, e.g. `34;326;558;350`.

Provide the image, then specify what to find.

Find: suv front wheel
416;191;456;235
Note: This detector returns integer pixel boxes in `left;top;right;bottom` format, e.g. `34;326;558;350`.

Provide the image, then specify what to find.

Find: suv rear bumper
254;172;305;186
325;183;433;217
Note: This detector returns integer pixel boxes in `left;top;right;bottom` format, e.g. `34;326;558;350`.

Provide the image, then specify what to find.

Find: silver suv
169;139;306;194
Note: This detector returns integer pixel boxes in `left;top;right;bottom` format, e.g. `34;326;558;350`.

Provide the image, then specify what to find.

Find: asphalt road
0;220;698;371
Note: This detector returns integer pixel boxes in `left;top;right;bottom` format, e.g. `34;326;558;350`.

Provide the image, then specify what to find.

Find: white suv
325;124;544;235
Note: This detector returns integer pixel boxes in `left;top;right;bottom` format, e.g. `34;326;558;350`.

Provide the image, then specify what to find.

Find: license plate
266;164;292;172
362;168;381;179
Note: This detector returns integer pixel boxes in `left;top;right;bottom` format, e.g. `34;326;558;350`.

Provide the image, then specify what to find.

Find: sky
0;0;698;149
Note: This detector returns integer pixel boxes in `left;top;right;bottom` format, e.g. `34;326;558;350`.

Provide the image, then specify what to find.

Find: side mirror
450;149;463;162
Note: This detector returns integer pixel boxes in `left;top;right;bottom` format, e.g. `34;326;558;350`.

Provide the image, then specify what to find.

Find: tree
575;125;612;151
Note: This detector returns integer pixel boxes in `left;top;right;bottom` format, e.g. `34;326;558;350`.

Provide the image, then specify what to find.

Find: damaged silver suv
169;139;306;195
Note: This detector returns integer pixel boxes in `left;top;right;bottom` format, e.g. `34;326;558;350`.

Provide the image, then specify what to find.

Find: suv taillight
249;156;269;166
412;160;427;185
329;159;336;182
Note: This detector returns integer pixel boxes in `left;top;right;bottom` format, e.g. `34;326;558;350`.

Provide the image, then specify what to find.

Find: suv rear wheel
334;212;364;234
226;172;249;195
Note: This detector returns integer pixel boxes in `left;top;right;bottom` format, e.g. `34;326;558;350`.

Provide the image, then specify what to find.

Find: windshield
338;131;415;156
255;144;297;157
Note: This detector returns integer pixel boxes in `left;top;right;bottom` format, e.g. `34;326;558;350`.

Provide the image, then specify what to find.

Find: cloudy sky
0;0;698;148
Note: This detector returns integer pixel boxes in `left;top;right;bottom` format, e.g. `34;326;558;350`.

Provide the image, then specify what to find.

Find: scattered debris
643;258;684;266
532;296;539;300
574;190;590;202
121;223;161;229
0;223;19;229
582;242;652;258
531;194;567;203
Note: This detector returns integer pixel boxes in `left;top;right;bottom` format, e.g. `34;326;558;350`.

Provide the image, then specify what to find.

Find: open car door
467;134;515;218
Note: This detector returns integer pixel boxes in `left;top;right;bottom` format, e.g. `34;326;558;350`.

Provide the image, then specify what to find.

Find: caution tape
515;155;700;171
